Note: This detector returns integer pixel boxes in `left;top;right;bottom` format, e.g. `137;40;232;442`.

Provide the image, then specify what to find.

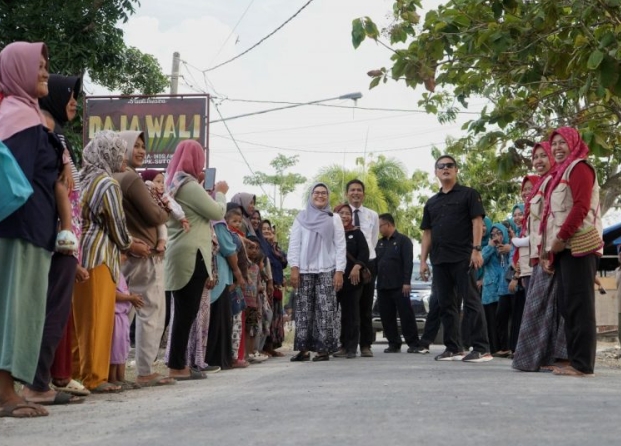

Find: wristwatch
472;245;482;251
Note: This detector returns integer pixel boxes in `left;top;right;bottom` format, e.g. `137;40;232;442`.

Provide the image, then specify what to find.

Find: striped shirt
80;173;132;283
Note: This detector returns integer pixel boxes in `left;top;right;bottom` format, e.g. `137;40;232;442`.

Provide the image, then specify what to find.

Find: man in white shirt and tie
346;179;380;357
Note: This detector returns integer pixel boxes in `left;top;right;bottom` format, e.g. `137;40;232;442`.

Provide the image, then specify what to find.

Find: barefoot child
141;170;190;252
109;253;144;389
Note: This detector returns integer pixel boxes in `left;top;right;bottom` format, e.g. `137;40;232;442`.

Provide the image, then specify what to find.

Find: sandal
312;353;330;362
91;382;123;394
24;391;84;406
0;401;48;418
55;230;78;253
51;379;91;396
171;368;207;381
112;380;142;390
290;352;311;362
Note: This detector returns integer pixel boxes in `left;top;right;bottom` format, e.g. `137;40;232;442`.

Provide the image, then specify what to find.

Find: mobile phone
204;167;216;191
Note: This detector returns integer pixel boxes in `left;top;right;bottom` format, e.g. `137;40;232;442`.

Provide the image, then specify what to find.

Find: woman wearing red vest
541;127;603;377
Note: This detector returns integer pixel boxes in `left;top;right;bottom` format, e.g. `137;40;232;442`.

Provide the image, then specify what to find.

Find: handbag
0;141;34;222
346;252;373;285
570;226;603;257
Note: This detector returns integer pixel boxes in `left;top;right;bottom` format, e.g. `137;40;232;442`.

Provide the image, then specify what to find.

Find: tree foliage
244;155;307;251
311;155;433;239
1;1;169;155
353;0;621;215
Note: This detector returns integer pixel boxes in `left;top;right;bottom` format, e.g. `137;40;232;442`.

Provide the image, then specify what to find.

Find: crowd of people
0;41;607;420
0;42;290;418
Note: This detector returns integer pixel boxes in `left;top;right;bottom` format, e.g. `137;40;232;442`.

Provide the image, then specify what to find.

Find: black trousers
378;287;419;348
420;286;441;348
167;252;208;370
206;289;233;370
496;294;512;352
28;253;77;392
434;260;489;353
555;250;597;374
483;302;499;354
338;281;363;353
359;262;376;348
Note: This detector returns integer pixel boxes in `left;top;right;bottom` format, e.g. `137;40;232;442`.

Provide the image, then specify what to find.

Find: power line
211;133;447;154
202;0;316;73
218;97;482;115
210;98;275;205
208;0;257;66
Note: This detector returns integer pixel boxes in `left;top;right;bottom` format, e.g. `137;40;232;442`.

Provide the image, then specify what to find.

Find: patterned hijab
334;203;356;232
0;41;48;140
541;128;590;232
296;182;335;261
80;130;127;190
165;139;205;197
118;130;145;170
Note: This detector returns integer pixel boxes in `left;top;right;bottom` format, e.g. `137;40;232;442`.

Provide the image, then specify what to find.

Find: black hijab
39;74;81;161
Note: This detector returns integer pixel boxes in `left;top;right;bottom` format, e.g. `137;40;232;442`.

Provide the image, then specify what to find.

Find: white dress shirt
351;205;380;260
288;214;346;273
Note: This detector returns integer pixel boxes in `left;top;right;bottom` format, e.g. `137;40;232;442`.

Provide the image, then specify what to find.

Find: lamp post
210;92;362;123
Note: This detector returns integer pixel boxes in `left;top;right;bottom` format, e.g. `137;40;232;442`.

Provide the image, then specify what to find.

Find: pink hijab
542;127;590;220
165;140;206;196
0;42;48;140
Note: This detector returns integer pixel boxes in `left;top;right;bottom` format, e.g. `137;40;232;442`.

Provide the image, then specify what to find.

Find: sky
88;0;480;209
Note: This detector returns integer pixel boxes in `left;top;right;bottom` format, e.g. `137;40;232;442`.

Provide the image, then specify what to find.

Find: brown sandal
553;366;593;377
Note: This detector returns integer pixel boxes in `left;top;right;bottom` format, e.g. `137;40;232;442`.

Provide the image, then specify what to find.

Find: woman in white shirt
289;183;346;362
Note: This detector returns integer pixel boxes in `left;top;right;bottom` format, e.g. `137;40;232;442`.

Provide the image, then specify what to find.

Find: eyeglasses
312;191;328;197
436;162;456;170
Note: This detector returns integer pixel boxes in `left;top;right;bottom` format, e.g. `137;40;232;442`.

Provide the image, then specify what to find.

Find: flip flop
26;391;84;406
91;382;123;394
113;380;142;390
172;368;207;381
0;402;48;418
138;374;177;387
52;379;91;396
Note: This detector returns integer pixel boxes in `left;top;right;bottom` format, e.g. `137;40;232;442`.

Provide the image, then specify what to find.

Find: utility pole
170;52;180;95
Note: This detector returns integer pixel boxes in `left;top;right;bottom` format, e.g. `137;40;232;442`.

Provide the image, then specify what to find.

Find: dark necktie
354;209;360;227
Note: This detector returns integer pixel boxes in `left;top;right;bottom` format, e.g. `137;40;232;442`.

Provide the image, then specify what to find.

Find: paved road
3;342;621;446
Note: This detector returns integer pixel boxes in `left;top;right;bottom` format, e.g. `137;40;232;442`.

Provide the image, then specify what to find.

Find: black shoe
290;352;310;362
407;346;430;354
384;346;401;353
346;351;357;359
312;353;330;362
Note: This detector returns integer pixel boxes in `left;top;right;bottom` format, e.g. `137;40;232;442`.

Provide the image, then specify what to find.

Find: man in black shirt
375;213;421;353
420;155;492;363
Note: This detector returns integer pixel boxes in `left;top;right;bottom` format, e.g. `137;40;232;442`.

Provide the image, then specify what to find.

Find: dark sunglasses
436;162;456;170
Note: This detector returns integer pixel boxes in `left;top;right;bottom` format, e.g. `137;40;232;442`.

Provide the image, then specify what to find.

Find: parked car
371;261;443;344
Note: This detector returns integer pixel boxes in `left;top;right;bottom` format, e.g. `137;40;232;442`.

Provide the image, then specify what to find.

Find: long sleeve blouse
288;214;346;274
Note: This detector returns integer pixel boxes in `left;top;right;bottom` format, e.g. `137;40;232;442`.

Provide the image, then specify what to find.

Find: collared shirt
375;230;413;290
350;204;380;260
421;183;485;265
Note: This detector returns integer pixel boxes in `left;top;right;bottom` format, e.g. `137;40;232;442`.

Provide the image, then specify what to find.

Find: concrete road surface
2;344;621;446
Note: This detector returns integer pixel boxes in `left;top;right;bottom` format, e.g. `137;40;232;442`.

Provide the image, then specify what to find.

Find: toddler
109;253;144;389
141;170;190;252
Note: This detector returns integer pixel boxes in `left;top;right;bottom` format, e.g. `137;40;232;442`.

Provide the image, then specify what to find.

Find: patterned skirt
293;272;341;353
512;265;568;372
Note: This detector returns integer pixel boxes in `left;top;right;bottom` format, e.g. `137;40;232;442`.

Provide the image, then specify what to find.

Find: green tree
352;0;621;214
0;1;169;155
311;155;432;239
244;155;307;251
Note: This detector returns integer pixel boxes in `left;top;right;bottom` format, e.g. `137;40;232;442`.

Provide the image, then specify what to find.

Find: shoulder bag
0;141;33;222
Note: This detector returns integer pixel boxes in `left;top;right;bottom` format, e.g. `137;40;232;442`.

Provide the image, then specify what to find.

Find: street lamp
210;92;363;123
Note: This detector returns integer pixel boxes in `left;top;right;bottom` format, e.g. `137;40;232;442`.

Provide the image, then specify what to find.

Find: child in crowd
42;110;78;252
140;170;190;252
109;253;144;389
225;206;250;368
243;236;268;363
